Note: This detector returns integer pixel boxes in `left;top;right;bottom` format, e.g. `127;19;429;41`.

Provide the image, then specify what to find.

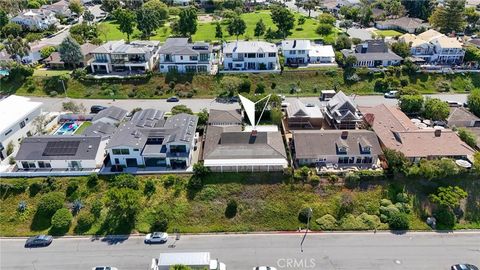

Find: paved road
29;93;468;113
1;232;479;270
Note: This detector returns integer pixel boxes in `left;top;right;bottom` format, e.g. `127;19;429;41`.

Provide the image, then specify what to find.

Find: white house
222;41;279;72
15;136;105;170
281;39;335;66
158;38;213;73
90;40;160;74
0;95;42;160
341;40;403;67
11;9;58;31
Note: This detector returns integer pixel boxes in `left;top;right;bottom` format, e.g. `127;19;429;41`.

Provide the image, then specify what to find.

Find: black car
451;264;479;270
25;235;53;248
166;96;179;102
90;105;108;114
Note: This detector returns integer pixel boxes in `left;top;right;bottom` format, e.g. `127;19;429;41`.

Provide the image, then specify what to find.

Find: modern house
281;40;335;66
285;99;323;129
15;136;105;170
44;43;98;69
399;29;465;64
83;122;117;140
323;91;362;129
158;38;213;73
90;40;160;74
207;109;243;126
91;106;128;126
106;109;199;169
375;17;427;34
222;41;279;72
360;104;476;162
292;130;382;167
341;40;403;67
11;9;58;30
0;96;42;160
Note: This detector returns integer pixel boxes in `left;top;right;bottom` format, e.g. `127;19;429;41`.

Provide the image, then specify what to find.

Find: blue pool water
54;121;81;135
0;69;9;76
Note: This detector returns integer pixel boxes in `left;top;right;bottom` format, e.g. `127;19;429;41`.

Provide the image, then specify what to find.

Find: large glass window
268;52;276;57
170;145;186;153
112;149;130;155
199;53;209;61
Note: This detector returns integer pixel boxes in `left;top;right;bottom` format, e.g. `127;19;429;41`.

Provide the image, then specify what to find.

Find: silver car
144;232;168;244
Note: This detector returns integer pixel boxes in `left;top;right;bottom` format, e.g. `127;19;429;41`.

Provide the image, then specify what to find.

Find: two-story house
222;41;279;72
106;109;199;169
11;9;58;30
90;40;160;74
281;39;335;66
158;38;213;73
341;40;403;67
323;91;362;129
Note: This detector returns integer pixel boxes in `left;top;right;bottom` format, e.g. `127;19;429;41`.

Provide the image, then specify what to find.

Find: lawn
73;121;92;135
99;10;338;43
373;29;403;37
33;69;72;77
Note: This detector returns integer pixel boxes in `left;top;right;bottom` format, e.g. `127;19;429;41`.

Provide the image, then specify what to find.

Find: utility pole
300;207;312;252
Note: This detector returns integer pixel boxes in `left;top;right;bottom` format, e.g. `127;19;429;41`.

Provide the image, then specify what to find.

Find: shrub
50;208;73;234
316;214;337;230
339;214;365;230
37;192;65;217
151;218;169;232
225;199;238;218
434;207;456;229
112;174;139;190
75;212;94;233
239;79;251;93
66;181;79;198
396;193;410;203
164;175;177;188
87;173;99;188
187;176;203;191
90;199;103;219
357;212;382;229
255;83;266;94
458;128;477;148
380;199;393;207
144;179;156;196
388;212;409;230
298;208;312;224
29;182;43;197
309;175;320;186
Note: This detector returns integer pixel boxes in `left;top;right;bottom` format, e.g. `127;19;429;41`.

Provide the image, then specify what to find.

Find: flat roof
0;95;42;134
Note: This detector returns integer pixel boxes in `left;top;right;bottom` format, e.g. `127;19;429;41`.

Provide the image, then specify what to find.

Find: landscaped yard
73;121;92;135
33;69;72;77
373;29;403;37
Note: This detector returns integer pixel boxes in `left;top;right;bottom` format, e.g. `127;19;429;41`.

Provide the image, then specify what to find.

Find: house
106;110;198;169
83;122;117;140
399;29;465;64
41;0;71;17
447;107;480;128
90;40;160;74
11;9;58;30
0;50;13;64
222;41;279;72
359;104;476;162
323;91;362;129
15;136;104;170
467;38;480;48
91;106;128;126
281;40;335;66
341;40;403;67
286;99;323;129
375;17;428;34
44;43;98;69
207;109;243;126
158;38;213;73
0;96;42;160
292;130;382;167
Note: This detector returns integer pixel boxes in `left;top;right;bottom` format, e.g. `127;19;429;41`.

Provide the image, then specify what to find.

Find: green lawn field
373;29;403;37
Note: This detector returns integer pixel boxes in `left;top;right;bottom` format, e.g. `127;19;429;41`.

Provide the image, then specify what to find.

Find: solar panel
43;141;80;156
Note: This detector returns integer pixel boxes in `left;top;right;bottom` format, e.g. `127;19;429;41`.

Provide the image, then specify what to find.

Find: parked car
144;232;169;244
92;266;118;270
90;105;107;114
446;100;462;107
25;235;53;248
167;96;179;102
254;267;277;270
451;264;479;270
384;90;398;99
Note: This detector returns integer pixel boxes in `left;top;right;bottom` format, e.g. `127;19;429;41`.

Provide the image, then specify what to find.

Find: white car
144;232;168;244
253;267;277;270
92;267;118;270
384;90;398;98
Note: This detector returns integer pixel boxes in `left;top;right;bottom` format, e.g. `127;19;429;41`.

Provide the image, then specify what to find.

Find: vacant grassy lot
99;10;338;43
373;29;403;37
33;69;71;77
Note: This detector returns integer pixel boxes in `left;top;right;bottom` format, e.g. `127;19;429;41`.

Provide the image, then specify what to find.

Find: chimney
434;129;442;137
251;129;257;137
341;131;348;139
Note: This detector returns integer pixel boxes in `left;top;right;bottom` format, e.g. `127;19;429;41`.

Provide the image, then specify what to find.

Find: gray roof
343;50;404;61
91;40;159;54
208;109;243;125
293;130;382;159
376;17;426;32
92;106;127;123
326;91;362;123
281;40;311;51
131;109;165;128
83;122;117;138
447;107;480;128
159;38;211;55
15;136;101;161
223;41;278;54
203;125;287;160
286;99;309;117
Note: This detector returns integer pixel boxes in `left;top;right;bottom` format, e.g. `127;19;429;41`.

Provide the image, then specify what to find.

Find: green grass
73;121;92;135
99;10;338;43
373;29;403;37
33;69;72;77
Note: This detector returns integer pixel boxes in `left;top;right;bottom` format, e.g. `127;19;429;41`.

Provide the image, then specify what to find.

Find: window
197;65;207;72
114;158;119;164
112;149;129;155
38;161;51;168
338;157;349;164
298;50;305;54
167;66;178;72
226;53;232;58
4;129;12;136
19;121;25;129
268;52;276;57
133;149;139;152
290;50;296;55
247;53;256;58
200;53;209;61
190;55;198;61
258;53;264;58
170;145;186;153
186;66;197;72
180;56;183;60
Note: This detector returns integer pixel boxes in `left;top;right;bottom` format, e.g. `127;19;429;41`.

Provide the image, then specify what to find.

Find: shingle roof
286;99;309;117
447;107;480;128
92;106;128;123
377;17;426;32
83;122;117;138
208;109;243;125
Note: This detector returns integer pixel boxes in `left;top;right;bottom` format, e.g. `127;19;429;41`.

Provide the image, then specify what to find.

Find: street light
300;207;312;252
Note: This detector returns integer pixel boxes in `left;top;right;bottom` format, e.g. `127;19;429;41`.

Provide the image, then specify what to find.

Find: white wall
16;159;98;170
108;146;144;166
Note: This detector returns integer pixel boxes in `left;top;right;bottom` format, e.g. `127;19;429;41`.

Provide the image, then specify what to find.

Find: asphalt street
1;232;479;270
29;93;468;113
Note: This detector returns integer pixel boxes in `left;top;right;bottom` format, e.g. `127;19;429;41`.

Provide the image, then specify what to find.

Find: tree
215;22;223;42
316;24;333;35
225;199;238;218
464;46;480;65
402;0;434;20
254;19;266;40
388;212;409;230
37;192;65;217
114;9;135;42
2;23;22;38
101;0;121;12
40;46;56;59
318;13;336;25
5;36;30;62
473;152;480;174
197;108;209;126
105;187;141;222
171;105;193;115
335;34;352;50
83;10;95;23
429;0;466;34
457;128;477;148
383;149;410;174
136;0;169;39
467;89;480;117
423;98;450;121
58;36;83;68
299;0;321;17
391;41;410;58
227;16;246;40
359;0;373;26
32;114;47;135
385;0;404;18
62;101;85;113
172;7;197;37
75;212;94;233
430;186;467;209
270;5;295;39
70;23;98;44
465;7;480;25
399;95;423;114
50;208;73;234
28;0;41;9
69;0;84;15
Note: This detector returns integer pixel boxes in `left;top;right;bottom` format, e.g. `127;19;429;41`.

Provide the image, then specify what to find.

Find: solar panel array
43;141;80;156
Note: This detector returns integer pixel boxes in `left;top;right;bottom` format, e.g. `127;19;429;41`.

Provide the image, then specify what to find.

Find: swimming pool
54;121;82;135
0;69;9;76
